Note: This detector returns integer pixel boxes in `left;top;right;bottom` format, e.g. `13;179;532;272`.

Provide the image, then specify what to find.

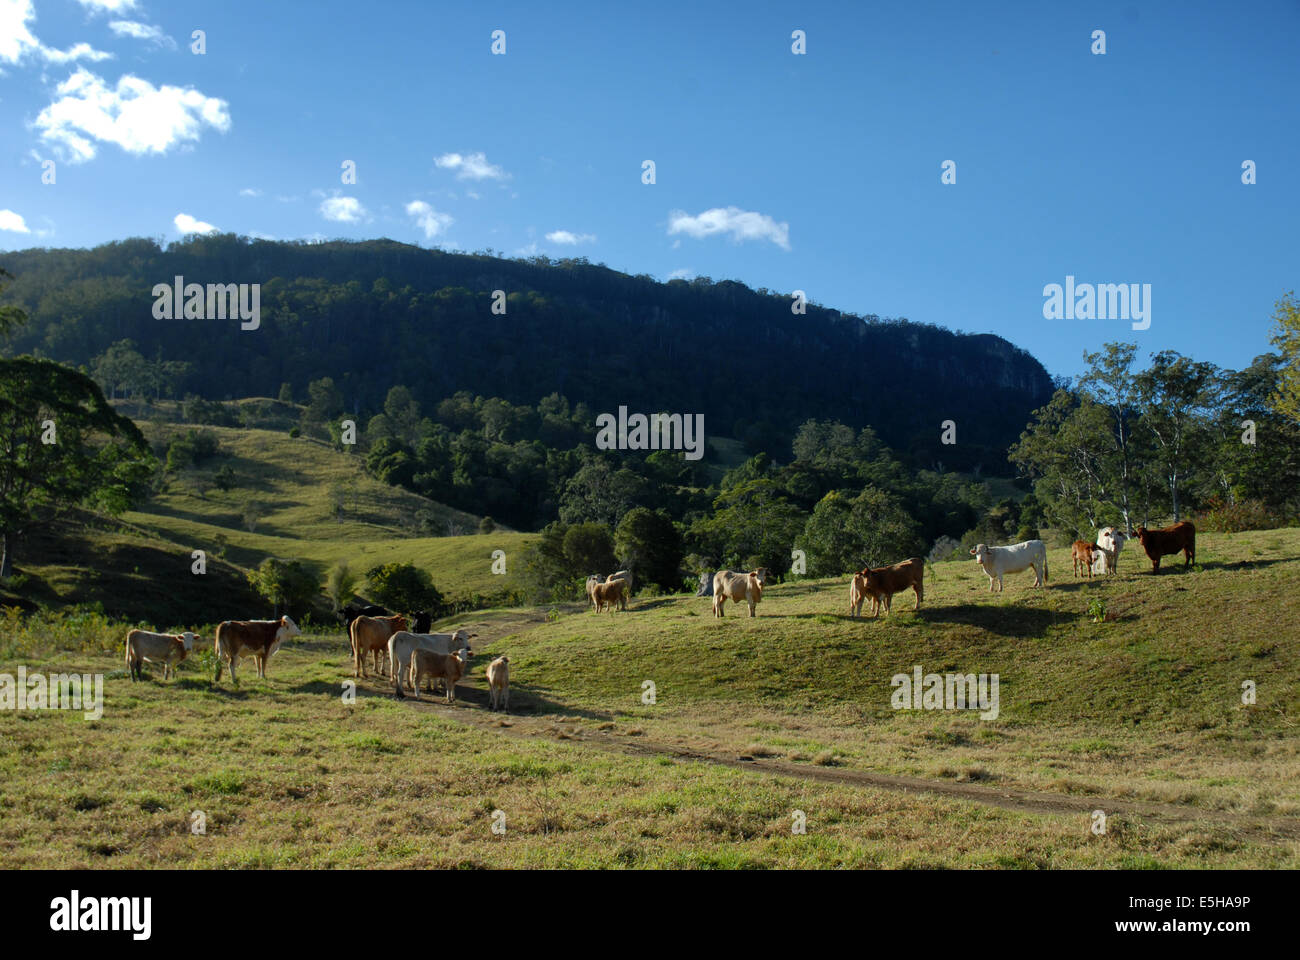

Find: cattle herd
120;522;1197;702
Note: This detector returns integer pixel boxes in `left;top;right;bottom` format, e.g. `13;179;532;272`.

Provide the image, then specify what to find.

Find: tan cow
125;629;203;681
349;614;409;678
713;569;764;617
592;579;625;613
388;629;475;698
848;574;869;618
214;616;300;683
409;649;466;704
487;656;510;712
860;558;924;616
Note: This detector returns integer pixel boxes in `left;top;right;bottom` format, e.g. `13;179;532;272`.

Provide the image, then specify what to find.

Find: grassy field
1;420;534;624
2;528;1297;868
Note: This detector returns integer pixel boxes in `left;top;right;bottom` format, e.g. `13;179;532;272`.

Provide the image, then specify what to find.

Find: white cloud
0;209;31;233
666;268;694;280
434;151;509;181
319;195;367;223
405;200;452;239
173;212;217;235
76;0;138;13
239;187;262;197
545;230;596;245
1;0;112;64
108;20;175;48
34;67;230;163
667;206;791;250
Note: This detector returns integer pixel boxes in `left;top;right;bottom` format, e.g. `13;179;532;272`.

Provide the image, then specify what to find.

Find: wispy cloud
108;20;175;49
546;230;596;245
0;209;31;233
666;268;694;280
434;151;509;181
34;67;230;163
405;200;453;239
319;195;367;223
173;212;217;235
75;0;139;13
667;206;791;250
239;187;262;198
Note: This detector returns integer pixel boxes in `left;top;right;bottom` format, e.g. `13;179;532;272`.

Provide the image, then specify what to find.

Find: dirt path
390;609;1300;839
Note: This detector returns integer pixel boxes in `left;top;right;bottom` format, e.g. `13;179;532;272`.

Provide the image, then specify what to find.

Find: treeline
1;235;1054;472
1011;330;1300;539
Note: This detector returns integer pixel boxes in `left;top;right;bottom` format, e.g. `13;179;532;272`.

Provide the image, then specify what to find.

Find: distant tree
1269;292;1300;425
90;340;150;401
277;382;294;403
0;268;28;339
0;356;153;579
324;561;361;613
1135;351;1220;523
478;515;497;534
802;487;921;575
562;522;617;576
213;464;238;492
303;377;344;424
365;562;442;613
247;557;321;618
614;508;682;589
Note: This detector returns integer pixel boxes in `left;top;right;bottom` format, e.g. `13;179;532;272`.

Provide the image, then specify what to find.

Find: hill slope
0;236;1054;470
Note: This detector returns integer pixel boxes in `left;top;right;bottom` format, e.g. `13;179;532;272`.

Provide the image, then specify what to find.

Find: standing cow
712;569;766;617
1136;521;1196;573
970;540;1048;591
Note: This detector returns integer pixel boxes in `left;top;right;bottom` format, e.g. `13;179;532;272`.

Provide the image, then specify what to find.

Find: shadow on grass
915;604;1066;638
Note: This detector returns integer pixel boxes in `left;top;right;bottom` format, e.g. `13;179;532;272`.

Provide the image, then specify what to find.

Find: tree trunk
0;531;12;580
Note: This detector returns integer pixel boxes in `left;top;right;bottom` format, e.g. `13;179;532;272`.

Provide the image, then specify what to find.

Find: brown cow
214;616;301;683
350;614;409;678
860;558;924;616
848;574;868;618
1071;541;1098;579
1136;521;1196;573
592;579;625;613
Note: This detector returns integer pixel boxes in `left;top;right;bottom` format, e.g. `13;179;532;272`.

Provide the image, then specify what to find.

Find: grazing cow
712;570;765;617
592;579;626;613
214;616;300;683
861;557;924;615
125;629;203;681
408;649;466;704
1071;541;1098;579
388;629;475;698
970;540;1048;592
1135;521;1196;573
487;656;510;712
1092;527;1128;575
349;614;409;678
586;575;603;611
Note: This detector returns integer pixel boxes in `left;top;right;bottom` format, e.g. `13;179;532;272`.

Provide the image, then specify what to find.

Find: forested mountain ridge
0;235;1053;470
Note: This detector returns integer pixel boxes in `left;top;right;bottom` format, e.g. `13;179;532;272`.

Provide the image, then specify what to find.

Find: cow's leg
914;583;922;610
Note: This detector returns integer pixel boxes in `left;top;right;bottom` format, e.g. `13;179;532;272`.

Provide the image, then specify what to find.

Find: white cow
125;629;203;681
970;540;1048;591
388;629;475;698
1093;527;1128;575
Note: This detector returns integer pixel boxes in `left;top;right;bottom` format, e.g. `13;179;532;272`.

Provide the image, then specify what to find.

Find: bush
288;426;301;438
245;557;321;619
365;561;442;613
479;516;496;534
1196;498;1287;533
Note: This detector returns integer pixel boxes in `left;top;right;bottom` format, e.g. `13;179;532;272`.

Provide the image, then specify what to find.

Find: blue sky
2;0;1297;379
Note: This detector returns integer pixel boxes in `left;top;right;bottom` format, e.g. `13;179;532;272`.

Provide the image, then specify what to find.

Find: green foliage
802;487;922;575
365;561;442;613
164;428;220;473
324;561;361;612
0;356;153;576
614;508;683;589
1270;291;1300;424
246;557;321;618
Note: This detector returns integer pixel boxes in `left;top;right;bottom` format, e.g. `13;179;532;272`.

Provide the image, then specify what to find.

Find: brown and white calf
592;579;626;613
214;616;300;683
125;629;203;681
1071;541;1098;579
